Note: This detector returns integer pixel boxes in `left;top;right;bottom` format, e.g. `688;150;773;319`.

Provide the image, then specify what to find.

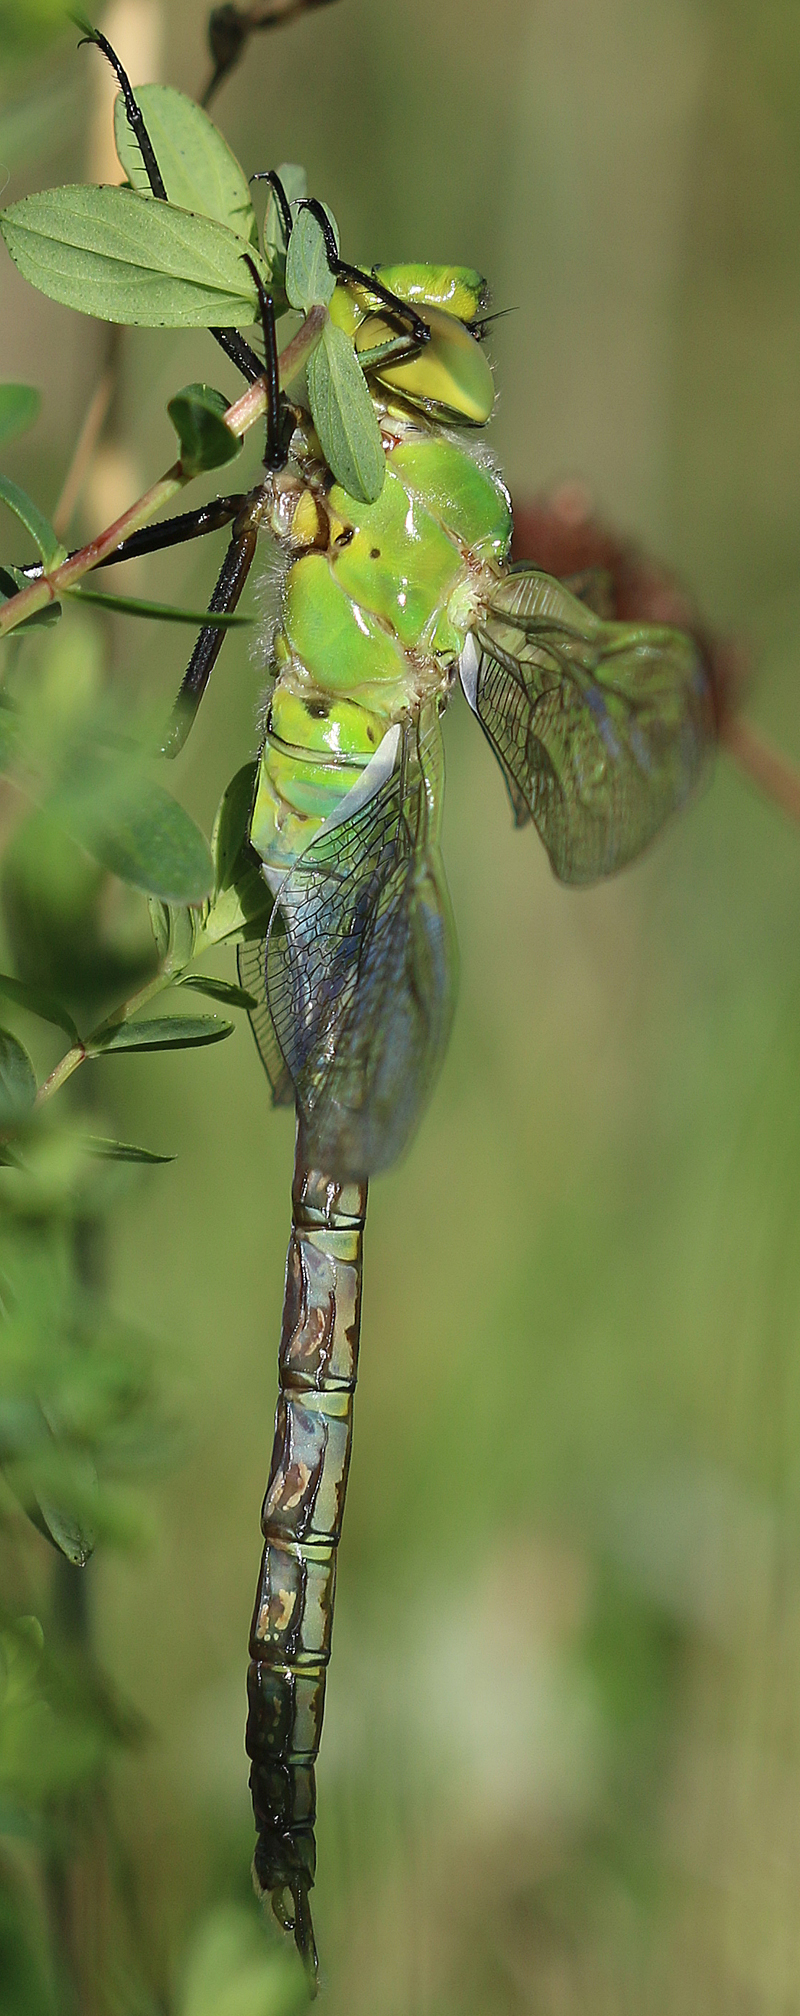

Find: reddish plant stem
722;714;800;828
0;307;327;640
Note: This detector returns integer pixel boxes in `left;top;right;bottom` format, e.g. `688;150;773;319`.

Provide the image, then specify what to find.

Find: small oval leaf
85;1136;174;1164
90;1015;234;1054
60;779;214;906
0;973;79;1044
167;382;242;477
306;321;385;503
0;474;64;569
113;84;257;243
0;186;267;328
285;204;336;313
148;899;171;962
178;974;256;1009
212;761;257;889
0;1029;37;1123
0;383;41;449
33;1486;95;1567
196;761;271;950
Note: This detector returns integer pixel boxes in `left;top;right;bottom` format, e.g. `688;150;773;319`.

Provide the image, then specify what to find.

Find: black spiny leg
18;498;248;583
97;497;249;566
161;265;291;755
241;254;294;470
161;513;259;757
81;30;265;386
301;197;432;357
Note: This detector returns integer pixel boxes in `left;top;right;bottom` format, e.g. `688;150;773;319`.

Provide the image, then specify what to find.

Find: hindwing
461;564;714;884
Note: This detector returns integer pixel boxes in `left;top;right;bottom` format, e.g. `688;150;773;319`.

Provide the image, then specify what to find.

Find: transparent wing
237;935;294;1107
461;564;714;885
263;708;456;1179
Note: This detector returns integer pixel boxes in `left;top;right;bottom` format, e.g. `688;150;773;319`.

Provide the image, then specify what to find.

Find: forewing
264;711;456;1179
461;564;714;884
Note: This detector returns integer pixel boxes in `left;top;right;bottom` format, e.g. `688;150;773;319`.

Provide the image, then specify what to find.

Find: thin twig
203;0;338;105
35;1043;87;1106
52;366;116;541
721;713;800;827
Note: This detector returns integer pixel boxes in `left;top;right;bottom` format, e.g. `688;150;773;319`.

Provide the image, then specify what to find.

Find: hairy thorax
250;410;512;874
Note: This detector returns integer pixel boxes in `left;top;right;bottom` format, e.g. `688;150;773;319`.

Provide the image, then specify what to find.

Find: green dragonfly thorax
250;415;512;877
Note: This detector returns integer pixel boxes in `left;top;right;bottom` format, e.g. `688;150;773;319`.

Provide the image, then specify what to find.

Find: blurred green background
4;0;800;2008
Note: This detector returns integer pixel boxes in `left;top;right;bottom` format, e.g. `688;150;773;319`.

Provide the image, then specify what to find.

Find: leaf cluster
0;71;385;503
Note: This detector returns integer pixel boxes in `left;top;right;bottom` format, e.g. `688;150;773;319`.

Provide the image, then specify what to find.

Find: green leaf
147;899;197;972
193;763;271;951
114;84;258;244
148;900;171;963
306;320;385;503
59;777;214;906
66;586;250;626
213;762;256;889
178;974;256;1009
111;74;238;223
0;1030;37;1124
0;973;79;1044
0;383;41;449
89;1015;233;1054
0;186;269;329
285;204;336;313
84;1136;174;1164
0;476;64;569
167;383;242;477
32;1485;95;1567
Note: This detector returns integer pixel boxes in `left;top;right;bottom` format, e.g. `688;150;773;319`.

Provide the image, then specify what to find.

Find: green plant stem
35;1043;87;1106
34;923;234;1108
0;306;327;640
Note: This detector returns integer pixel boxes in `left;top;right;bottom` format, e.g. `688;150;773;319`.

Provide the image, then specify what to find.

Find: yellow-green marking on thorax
327;469;464;652
388;433;511;564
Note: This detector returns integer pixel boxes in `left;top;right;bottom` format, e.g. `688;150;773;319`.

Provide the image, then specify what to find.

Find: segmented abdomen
246;1129;366;1963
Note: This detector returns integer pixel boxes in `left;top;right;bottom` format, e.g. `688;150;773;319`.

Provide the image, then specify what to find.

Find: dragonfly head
331;262;495;426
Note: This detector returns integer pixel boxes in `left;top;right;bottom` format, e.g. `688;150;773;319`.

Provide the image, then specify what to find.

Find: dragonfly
5;31;715;1989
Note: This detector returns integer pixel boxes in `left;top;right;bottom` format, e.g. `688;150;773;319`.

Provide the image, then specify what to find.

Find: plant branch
203;0;338;105
0;307;327;641
35;1043;87;1107
722;713;800;827
32;881;260;1111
